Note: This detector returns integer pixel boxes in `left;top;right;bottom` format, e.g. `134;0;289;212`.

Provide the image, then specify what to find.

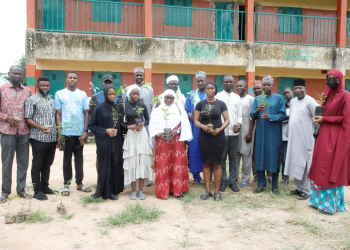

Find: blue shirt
55;88;89;136
93;91;120;105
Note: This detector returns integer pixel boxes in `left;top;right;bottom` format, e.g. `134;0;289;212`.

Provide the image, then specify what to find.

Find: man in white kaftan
284;79;318;199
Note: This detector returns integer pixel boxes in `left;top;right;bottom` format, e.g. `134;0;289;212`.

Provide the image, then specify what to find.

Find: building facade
26;0;350;99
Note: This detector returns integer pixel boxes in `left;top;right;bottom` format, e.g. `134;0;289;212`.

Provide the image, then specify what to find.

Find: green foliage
16;54;26;86
61;212;75;220
201;103;214;123
0;72;9;80
111;107;119;128
7;194;19;214
103;202;164;228
136;106;144;118
56;114;81;142
316;92;327;106
161;108;172;127
25;209;53;223
116;85;127;96
80;196;105;207
257;91;270;108
151;95;163;105
186;91;198;104
89;82;100;94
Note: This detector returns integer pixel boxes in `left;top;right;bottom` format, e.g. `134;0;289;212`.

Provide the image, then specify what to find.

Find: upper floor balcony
34;0;348;48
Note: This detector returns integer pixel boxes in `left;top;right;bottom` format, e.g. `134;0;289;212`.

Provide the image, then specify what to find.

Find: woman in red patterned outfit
149;90;193;200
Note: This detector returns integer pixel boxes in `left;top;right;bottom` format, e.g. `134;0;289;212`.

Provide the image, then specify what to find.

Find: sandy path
0;144;349;250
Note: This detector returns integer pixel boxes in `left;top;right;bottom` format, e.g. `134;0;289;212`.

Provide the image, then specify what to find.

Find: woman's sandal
77;185;91;193
296;192;309;200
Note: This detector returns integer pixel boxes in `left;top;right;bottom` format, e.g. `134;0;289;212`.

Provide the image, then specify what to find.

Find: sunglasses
164;96;175;101
327;77;338;81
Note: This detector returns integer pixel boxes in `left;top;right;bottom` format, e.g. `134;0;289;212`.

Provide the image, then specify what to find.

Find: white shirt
216;90;242;136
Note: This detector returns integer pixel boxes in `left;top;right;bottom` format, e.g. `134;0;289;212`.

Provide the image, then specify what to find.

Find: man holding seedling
0;65;32;203
25;76;57;200
251;75;286;195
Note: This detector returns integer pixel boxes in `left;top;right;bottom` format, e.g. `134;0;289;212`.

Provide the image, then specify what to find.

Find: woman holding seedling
120;85;154;200
149;89;192;200
194;82;229;202
88;85;124;200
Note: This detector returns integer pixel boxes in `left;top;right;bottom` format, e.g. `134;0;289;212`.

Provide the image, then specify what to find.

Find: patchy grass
80;195;105;207
103;202;164;228
90;183;97;189
175;229;190;248
61;212;75;220
25;209;52;223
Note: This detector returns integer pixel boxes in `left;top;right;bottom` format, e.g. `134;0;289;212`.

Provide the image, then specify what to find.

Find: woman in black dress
88;85;124;200
194;82;229;201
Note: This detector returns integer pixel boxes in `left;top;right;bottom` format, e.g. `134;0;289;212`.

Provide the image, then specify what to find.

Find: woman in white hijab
149;89;193;200
121;85;155;200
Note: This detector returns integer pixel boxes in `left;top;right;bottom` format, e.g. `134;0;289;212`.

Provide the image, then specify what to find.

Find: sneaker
42;188;57;195
253;186;266;194
200;191;213;200
240;181;249;188
110;194;118;200
229;183;240;192
272;188;280;195
138;191;146;200
219;182;226;192
129;191;138;200
213;192;222;201
33;191;48;201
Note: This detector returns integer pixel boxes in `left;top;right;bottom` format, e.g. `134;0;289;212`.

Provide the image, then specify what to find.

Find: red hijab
323;69;343;111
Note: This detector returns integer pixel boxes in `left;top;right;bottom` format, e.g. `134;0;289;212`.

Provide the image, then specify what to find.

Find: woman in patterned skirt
149;90;193;200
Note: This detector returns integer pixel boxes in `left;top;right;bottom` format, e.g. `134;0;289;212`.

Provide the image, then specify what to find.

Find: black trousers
30;139;56;192
63;136;84;186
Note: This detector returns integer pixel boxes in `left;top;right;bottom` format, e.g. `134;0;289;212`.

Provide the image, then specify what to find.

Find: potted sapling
89;82;100;105
23;184;34;221
54;181;71;215
111;107;119;137
186;91;198;116
41;95;54;133
201;104;214;132
135;106;144;127
151;95;163;108
5;195;18;224
315;93;327;116
257;91;270;117
233;103;239;131
56;114;78;151
162;108;172;141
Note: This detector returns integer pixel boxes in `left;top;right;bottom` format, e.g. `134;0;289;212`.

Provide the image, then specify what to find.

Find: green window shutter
347;12;350;37
345;79;350;92
278;77;296;100
165;73;193;95
92;0;122;23
42;0;65;31
164;0;192;27
42;70;66;99
278;7;302;34
215;2;235;41
92;71;122;93
215;75;225;93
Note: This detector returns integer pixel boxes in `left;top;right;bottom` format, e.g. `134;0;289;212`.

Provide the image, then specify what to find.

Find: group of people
0;65;349;214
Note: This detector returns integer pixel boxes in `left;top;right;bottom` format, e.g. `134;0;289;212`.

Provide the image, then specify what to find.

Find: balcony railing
36;0;144;36
152;5;246;42
347;19;350;47
254;13;337;47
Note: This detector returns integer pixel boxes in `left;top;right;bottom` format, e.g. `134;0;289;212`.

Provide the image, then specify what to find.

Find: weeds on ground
99;227;109;236
103;202;164;228
25;209;52;223
74;243;82;249
80;196;105;207
287;216;325;236
175;228;190;248
90;183;97;189
61;212;75;220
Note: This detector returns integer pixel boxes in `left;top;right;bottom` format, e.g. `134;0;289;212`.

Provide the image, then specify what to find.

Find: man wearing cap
25;76;57;200
284;79;318;200
185;71;207;184
88;75;121;115
123;67;154;119
251;76;286;195
154;75;186;109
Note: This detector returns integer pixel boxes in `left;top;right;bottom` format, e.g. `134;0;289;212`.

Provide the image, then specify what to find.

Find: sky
0;1;26;74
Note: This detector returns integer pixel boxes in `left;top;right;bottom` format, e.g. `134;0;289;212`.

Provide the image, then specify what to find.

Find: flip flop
0;195;8;204
190;181;199;185
77;185;91;193
296;192;309;200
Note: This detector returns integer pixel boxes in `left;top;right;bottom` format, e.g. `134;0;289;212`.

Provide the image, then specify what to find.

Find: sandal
76;185;91;193
282;181;289;185
0;195;8;204
296;192;309;200
61;187;70;196
18;193;32;199
190;181;199;185
287;189;301;195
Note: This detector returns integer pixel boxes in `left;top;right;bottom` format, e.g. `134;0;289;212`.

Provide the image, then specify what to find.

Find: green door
278;77;296;100
92;72;122;94
42;70;66;99
42;0;65;31
165;74;192;96
345;79;350;92
216;2;235;41
215;75;225;93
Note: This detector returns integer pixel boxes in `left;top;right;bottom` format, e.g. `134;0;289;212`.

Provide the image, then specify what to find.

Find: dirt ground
0;144;349;250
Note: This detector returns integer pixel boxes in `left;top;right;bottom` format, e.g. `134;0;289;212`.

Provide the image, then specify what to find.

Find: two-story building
26;0;350;99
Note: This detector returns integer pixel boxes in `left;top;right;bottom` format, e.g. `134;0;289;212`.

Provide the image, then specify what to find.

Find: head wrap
293;79;306;87
134;67;144;74
262;75;274;84
323;69;343;109
103;85;116;108
166;75;179;85
253;80;262;87
102;75;114;83
126;84;140;99
149;90;193;149
196;71;206;79
37;76;50;84
205;81;217;95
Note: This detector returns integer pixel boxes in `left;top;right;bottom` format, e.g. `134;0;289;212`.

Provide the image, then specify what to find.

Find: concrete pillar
245;0;254;43
27;0;36;30
144;0;153;38
246;71;255;95
336;0;347;48
26;64;36;93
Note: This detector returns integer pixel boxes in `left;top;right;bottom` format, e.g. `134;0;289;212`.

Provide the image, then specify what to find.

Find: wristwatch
85;129;88;132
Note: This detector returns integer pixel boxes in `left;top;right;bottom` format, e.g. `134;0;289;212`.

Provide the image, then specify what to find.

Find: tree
16;54;26;86
0;73;9;81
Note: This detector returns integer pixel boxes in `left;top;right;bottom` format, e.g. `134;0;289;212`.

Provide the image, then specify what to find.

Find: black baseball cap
102;75;114;83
